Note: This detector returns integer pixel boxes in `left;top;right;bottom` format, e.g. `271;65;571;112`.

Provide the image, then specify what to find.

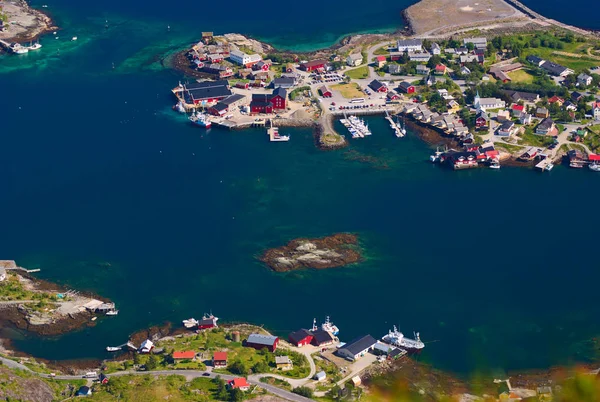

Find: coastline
0;0;57;43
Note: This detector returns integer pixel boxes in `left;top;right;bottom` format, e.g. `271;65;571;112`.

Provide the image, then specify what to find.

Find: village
170;30;600;172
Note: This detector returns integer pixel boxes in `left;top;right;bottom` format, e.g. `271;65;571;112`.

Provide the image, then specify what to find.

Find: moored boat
382;326;425;353
189;111;212;128
105;309;119;316
489;160;500;169
106;346;121;352
173;101;186;113
321;316;339;336
589;163;600;172
182;318;199;328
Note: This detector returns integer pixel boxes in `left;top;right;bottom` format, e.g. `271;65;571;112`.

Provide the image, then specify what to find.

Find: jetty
385;110;405;138
535;158;554;172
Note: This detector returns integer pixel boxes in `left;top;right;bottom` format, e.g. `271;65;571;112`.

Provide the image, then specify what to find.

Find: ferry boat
590;163;600;172
321;316;339;336
182;318;199;328
189;111;212;128
106;346;121;352
382;326;425;354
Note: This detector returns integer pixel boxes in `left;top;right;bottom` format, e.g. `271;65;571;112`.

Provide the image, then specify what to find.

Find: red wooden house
198;314;218;329
213;351;228;368
318;85;332;98
246;334;279;352
386;91;400;101
369;79;388;93
398;81;415;94
289;329;313;347
475;110;489;130
299;59;327;72
250;88;287;114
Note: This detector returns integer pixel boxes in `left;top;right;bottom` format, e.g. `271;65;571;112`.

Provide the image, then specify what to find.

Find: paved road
0;356;314;402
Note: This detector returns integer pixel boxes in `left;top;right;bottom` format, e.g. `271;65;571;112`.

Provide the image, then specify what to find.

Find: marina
340;114;372;138
267;127;290;142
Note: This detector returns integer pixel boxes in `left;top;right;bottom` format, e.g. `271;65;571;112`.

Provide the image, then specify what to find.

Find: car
331;102;336;106
202;373;210;377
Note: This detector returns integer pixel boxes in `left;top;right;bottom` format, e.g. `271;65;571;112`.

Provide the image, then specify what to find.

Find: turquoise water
1;0;600;376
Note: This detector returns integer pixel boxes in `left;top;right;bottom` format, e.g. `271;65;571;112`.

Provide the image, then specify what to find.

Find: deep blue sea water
1;0;600;376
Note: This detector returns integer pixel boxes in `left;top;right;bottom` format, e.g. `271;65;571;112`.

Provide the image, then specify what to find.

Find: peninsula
260;233;361;271
0;0;55;42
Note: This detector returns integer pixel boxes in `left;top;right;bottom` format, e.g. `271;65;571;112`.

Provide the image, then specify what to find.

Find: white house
474;92;505;111
139;339;154;353
408;51;431;63
519;113;533;125
346;53;363;67
229;49;261;66
416;65;430;75
496;121;515;137
578;73;593;86
593;101;600;121
396;39;422;52
430;43;441;55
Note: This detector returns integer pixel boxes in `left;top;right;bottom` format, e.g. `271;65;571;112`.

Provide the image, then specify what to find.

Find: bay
1;0;600;376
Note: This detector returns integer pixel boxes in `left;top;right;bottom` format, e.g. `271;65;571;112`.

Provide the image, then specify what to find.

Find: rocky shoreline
259;233;361;272
0;0;57;43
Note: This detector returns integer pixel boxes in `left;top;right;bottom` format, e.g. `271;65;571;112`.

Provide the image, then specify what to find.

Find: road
0;356;314;402
249;344;318;388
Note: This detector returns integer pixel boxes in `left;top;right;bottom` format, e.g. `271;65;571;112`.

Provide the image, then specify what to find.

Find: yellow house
275;356;293;371
447;100;460;114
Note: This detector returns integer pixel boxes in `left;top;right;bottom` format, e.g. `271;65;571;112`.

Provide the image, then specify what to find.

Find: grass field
331;83;364;99
508;69;535;84
345;65;369;79
517;128;555;147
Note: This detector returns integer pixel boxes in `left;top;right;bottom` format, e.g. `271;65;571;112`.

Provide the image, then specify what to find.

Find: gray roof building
247;334;278;347
337;335;377;360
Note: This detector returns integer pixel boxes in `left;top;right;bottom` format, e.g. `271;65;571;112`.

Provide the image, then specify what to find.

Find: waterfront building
275;356;293;370
337;335;377;361
202;63;234;78
246;333;279;352
229;49;262;67
213;352;228;368
398;81;415;94
250;88;287;114
299;59;327;72
139;339;154;353
288;329;313;347
228;378;250;391
346;53;363;67
396;39;422;52
198;314;219;329
311;329;334;347
372;342;393;356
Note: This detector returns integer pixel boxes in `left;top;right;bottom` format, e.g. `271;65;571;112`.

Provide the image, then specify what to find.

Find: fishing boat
590;163;600;172
382;326;425;354
430;147;443;163
9;43;28;54
173;101;186;113
489;160;500;169
106;346;121;352
321;316;339;336
189;110;212;128
72;36;78;41
182;318;199;328
106;310;119;316
28;41;42;50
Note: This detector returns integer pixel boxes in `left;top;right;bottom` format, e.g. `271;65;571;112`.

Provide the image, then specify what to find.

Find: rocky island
0;0;56;42
260;233;361;272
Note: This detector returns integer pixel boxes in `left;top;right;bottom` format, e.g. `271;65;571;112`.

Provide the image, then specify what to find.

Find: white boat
91;316;97;321
28;42;42;51
269;127;290;142
321;316;339;336
173;101;186;113
399;117;407;136
105;310;119;316
106;346;121;352
182;318;199;328
430;147;443;163
589;163;600;172
490;160;500;169
72;36;78;41
9;43;28;54
189;111;212;128
546;163;554;171
382;326;425;353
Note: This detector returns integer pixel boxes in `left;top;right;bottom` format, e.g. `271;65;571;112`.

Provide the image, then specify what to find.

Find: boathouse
318;85;332;98
246;334;279;352
337;335;377;361
311;329;334;347
299;59;327;72
183;80;232;105
289;329;314;347
213;351;228;368
250;88;287;114
208;103;228;116
198;315;218;330
369;79;388;93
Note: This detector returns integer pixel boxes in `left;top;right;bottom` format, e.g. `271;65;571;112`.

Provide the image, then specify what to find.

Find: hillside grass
345;65;369;79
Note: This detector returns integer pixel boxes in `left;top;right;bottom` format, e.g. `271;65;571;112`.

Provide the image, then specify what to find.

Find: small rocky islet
259;233;361;272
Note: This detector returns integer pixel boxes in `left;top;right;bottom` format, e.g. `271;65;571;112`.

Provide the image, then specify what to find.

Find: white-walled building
229;49;262;66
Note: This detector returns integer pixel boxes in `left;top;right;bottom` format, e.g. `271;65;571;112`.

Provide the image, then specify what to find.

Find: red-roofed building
173;351;196;360
511;104;524;112
589;154;600;162
548;96;564;106
299;59;327;72
213;351;228;368
435;64;447;75
228;377;250;391
375;55;387;68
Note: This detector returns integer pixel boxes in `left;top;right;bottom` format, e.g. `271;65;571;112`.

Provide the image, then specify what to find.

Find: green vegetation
259;376;292;390
289;86;311;101
508;69;535;84
373;46;391;56
517;127;555;147
0;273;59;313
292;385;314;398
331;82;364;99
494;142;524;154
345;65;369;79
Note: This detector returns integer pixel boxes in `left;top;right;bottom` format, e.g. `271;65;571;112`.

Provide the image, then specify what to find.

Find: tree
229;388;244;402
252;361;270;373
133;353;141;365
229;360;249;375
426;55;442;69
292;386;314;398
145;354;158;370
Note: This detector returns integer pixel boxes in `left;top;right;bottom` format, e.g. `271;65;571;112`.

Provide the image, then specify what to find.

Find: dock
385;110;405;138
535;158;554;172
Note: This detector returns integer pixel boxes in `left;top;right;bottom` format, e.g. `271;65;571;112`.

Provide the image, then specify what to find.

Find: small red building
213;351;228;368
198;314;218;330
398;81;415;94
228;378;250;391
99;374;109;385
299;59;327;72
475;110;489;129
289;329;313;347
236;82;249;89
246;334;279;352
250;88;287;114
173;351;196;360
386;92;400;101
318;85;332;98
208;103;228;116
369;79;388;93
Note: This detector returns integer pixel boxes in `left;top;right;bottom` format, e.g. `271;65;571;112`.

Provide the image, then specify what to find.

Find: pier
535;158;554;172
